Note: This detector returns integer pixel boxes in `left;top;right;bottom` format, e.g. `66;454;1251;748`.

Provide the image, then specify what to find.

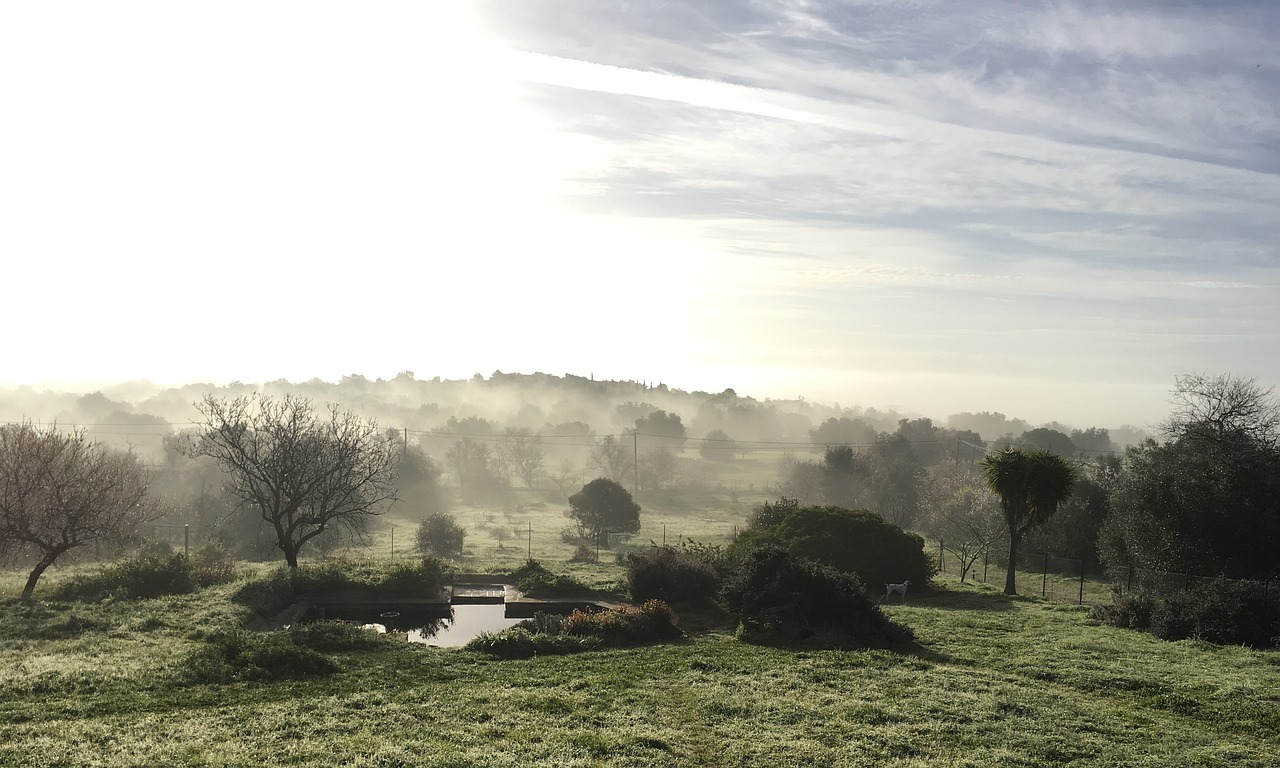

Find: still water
363;603;526;647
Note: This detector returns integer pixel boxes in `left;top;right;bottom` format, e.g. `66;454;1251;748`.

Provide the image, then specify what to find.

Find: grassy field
2;564;1277;767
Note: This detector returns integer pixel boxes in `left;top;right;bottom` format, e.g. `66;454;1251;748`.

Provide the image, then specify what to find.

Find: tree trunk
1004;534;1020;595
22;545;70;601
283;542;299;569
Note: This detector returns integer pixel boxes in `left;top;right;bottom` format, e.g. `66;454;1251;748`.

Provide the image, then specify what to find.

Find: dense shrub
676;539;734;576
183;628;339;683
466;600;681;658
1092;580;1278;648
562;600;681;644
190;542;238;587
416;511;466;557
731;504;933;593
509;560;592;597
720;546;914;646
625;547;720;604
232;559;450;619
568;544;598;563
747;496;800;530
378;557;452;597
464;628;599;659
284;621;395;652
1089;590;1157;630
48;549;237;602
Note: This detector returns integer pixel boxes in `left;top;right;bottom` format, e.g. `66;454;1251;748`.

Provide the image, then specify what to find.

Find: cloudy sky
2;1;1277;428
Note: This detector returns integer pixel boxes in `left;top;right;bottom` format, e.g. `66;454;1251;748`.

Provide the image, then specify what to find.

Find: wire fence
934;541;1278;612
934;543;1112;606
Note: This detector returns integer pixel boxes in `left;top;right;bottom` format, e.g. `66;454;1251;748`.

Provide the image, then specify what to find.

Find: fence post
983;548;988;583
184;524;189;558
938;539;944;573
1042;552;1049;597
1078;558;1085;606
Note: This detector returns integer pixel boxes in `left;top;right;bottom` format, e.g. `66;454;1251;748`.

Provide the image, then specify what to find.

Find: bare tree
638;447;679;490
548;460;584;501
922;468;1004;582
500;428;545;488
1162;373;1280;449
188;394;398;568
0;423;161;599
589;435;634;485
445;437;507;503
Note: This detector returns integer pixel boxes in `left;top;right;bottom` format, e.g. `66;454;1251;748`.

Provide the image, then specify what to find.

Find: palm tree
981;448;1079;595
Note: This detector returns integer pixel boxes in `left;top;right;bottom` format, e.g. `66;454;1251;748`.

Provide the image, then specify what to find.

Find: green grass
1;565;1277;767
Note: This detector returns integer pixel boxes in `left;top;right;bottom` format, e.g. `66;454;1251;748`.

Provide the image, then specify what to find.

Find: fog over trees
1;369;1199;578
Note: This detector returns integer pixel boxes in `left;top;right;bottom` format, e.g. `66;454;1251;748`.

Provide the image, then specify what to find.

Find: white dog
884;580;911;603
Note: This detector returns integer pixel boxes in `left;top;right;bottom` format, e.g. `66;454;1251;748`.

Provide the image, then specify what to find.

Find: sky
1;1;1277;429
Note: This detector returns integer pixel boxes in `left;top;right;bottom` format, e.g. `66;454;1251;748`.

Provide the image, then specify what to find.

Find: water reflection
407;604;525;646
341;604;525;646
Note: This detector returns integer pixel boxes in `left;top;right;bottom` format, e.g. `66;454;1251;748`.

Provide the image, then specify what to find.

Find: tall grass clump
232;557;451;619
183;628;339;683
50;544;238;602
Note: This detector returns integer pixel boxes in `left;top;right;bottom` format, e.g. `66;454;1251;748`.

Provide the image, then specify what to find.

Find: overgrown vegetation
721;546;914;646
183;627;343;683
732;502;934;593
509;559;595;597
1092;580;1280;648
231;558;450;619
466;600;681;658
624;546;720;604
5;566;1277;766
415;511;466;557
50;544;237;602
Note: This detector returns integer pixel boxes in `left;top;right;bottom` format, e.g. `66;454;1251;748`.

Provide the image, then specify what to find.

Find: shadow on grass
900;584;1021;612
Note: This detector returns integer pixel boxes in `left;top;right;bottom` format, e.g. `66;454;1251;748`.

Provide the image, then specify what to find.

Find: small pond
401;603;525;646
304;596;609;646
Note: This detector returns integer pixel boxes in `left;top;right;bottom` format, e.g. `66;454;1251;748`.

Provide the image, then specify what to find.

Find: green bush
510;560;592;597
416;511;466;557
625;547;719;604
285;621;394;652
562;600;682;644
516;611;565;635
747;496;800;530
190;542;238;587
466;601;681;658
183;628;339;683
720;546;914;646
465;628;599;659
1093;580;1278;648
51;553;199;602
232;559;451;618
1153;580;1275;647
378;557;452;597
1089;590;1157;630
731;504;933;593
